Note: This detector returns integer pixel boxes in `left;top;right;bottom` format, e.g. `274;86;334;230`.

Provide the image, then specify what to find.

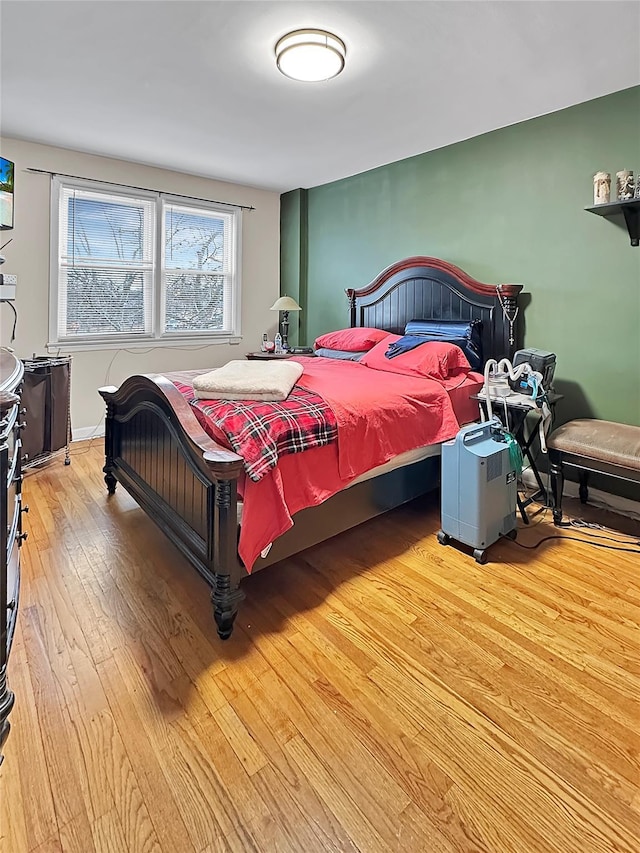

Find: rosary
496;285;519;346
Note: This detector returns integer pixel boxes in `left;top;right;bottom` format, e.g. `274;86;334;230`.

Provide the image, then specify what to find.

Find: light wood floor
1;443;639;853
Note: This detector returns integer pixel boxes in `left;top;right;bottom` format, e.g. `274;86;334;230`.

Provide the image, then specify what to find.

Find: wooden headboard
346;257;523;364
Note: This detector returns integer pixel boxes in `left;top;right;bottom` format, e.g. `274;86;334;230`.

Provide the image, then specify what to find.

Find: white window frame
49;176;242;350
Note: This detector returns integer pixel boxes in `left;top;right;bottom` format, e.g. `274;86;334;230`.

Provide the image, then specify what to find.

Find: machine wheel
436;530;450;546
473;548;488;564
505;529;518;541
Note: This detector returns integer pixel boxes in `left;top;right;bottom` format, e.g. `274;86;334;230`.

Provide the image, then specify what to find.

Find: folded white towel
192;359;304;402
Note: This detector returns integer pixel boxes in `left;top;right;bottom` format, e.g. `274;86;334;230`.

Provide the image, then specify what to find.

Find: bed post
102;393;118;495
211;479;245;640
346;289;357;327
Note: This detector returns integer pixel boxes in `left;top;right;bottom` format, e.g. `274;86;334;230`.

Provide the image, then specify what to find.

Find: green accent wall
281;86;640;426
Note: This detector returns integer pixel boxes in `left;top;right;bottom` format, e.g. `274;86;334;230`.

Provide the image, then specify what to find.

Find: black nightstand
471;392;563;523
245;351;315;360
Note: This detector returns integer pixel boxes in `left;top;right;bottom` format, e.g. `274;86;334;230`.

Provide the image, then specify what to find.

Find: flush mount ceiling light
275;29;346;82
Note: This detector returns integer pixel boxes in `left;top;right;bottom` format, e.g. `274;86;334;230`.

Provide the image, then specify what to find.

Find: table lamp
270;296;301;350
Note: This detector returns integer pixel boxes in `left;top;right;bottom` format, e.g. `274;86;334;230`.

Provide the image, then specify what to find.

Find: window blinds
57;185;156;339
162;201;236;334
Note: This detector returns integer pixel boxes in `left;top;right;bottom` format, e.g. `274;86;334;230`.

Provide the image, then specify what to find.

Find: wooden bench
548;419;640;525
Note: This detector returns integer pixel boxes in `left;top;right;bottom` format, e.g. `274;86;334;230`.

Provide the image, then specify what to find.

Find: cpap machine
477;349;555;451
512;348;556;392
480;350;555;401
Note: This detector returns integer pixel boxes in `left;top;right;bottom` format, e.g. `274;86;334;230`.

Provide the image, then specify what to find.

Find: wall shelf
585;198;640;246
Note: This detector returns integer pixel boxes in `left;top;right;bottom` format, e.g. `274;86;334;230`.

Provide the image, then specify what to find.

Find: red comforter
171;357;463;572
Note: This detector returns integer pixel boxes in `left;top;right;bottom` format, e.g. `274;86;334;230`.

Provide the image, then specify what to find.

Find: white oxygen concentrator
438;420;518;564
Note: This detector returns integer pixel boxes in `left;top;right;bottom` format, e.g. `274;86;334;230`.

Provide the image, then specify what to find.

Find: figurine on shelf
616;170;634;201
593;172;611;205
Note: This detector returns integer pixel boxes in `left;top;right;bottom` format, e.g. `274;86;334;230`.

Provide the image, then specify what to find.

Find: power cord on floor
503;485;640;553
517;472;640;540
562;519;640;545
503;506;640;553
508;433;640;552
502;533;640;554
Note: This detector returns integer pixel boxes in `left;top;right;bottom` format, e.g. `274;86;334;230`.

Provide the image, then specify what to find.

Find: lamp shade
270;296;301;312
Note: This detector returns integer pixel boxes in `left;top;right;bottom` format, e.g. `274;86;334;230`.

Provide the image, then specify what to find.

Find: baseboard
521;469;640;521
72;425;105;442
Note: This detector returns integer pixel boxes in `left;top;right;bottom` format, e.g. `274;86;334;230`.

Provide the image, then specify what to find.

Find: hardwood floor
1;442;639;853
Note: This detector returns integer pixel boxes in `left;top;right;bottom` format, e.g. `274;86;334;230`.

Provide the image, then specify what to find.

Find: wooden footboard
98;375;246;639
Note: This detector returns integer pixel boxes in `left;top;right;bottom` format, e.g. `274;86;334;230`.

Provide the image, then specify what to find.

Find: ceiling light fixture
275;29;346;82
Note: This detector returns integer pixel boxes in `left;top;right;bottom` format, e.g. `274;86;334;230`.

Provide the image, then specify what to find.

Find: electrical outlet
0;274;17;285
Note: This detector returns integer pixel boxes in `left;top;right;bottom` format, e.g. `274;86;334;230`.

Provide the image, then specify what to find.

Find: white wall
0;137;281;432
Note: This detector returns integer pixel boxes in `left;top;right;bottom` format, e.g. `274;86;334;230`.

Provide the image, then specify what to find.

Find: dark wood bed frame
99;257;523;639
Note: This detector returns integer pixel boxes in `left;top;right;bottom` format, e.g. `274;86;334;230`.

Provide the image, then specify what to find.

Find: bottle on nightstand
274;333;283;354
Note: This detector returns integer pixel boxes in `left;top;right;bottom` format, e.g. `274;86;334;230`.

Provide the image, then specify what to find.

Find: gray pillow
314;348;367;362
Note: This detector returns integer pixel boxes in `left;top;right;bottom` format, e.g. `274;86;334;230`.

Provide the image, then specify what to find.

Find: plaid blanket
172;380;338;482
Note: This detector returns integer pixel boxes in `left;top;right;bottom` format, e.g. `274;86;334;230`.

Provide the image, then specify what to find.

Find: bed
99;257;523;639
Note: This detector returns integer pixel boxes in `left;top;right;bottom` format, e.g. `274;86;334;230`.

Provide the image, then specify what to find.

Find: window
51;177;241;346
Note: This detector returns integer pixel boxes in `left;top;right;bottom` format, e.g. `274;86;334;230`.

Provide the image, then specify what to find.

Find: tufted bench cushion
548;418;640;524
548;419;640;471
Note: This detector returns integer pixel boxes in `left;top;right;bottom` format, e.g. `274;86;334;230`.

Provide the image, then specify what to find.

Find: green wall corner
280;188;308;347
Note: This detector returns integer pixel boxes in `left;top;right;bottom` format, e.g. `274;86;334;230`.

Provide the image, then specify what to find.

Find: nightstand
245;351;314;360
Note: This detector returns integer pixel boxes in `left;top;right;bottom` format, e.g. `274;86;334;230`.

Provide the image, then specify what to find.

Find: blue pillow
314;347;367;362
404;319;483;370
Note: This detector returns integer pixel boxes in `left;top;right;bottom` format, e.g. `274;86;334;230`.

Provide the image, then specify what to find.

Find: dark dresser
0;348;26;763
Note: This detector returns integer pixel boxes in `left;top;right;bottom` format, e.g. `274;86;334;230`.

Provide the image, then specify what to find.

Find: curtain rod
25;167;255;211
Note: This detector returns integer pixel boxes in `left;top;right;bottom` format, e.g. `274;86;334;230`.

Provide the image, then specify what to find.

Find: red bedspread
170;357;463;572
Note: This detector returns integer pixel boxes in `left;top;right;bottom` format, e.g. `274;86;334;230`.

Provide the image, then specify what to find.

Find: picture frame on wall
0;158;15;230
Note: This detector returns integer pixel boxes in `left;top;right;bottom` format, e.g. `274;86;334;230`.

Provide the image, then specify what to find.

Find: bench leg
579;470;589;505
550;457;564;526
